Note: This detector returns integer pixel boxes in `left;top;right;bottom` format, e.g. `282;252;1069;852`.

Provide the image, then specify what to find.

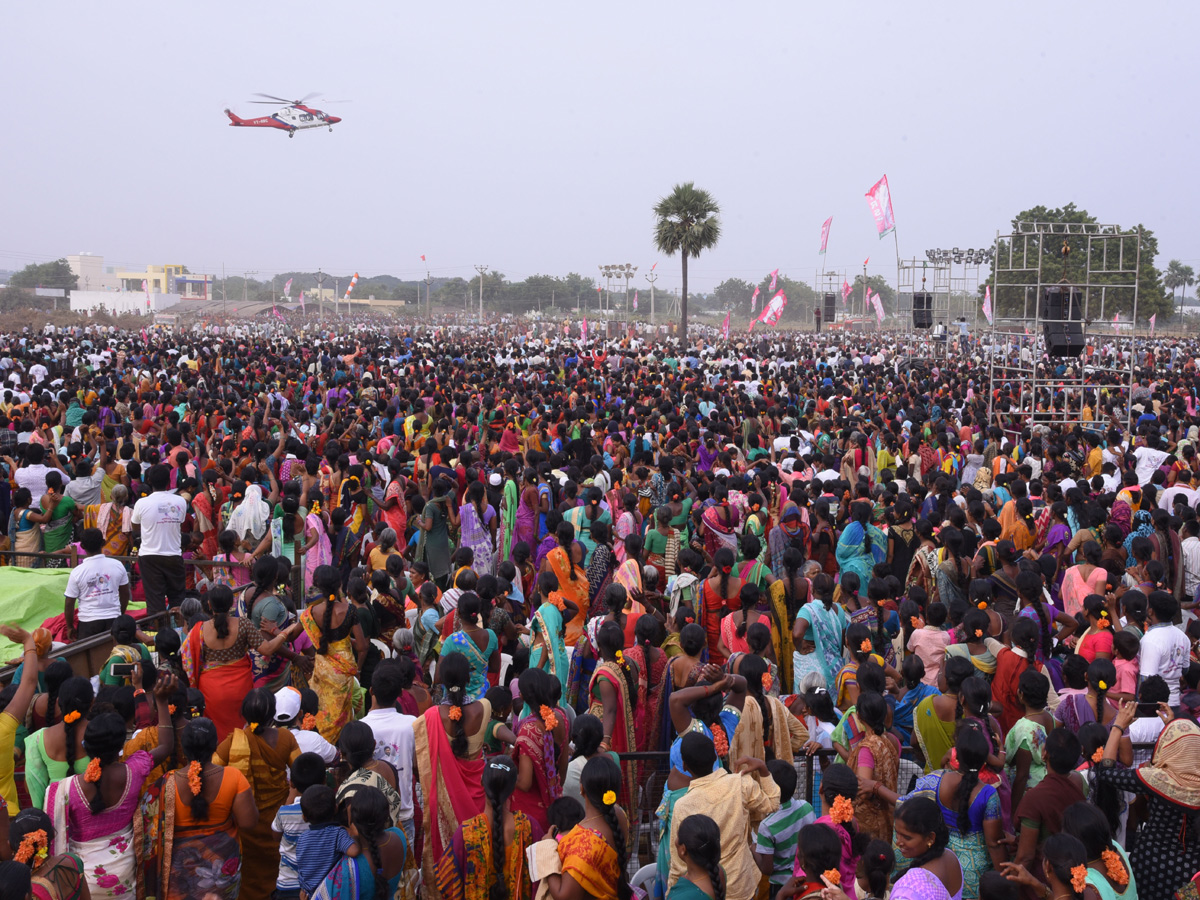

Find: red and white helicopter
224;93;342;138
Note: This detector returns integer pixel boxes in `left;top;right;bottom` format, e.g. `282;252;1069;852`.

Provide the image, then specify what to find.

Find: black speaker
1040;286;1084;356
814;307;823;332
913;292;932;329
823;293;836;321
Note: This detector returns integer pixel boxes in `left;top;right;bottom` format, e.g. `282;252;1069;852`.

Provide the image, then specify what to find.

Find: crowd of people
0;319;1195;900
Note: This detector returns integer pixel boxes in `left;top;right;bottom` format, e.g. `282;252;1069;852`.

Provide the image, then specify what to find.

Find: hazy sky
4;2;1196;295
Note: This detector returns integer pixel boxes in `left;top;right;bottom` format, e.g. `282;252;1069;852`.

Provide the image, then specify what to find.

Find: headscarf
1136;719;1200;809
227;483;270;541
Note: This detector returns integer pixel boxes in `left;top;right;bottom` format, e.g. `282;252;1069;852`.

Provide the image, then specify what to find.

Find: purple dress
892;853;965;900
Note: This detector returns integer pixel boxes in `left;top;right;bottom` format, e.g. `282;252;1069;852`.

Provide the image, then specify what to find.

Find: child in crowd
1111;630;1140;703
545;796;585;839
482;685;516;754
907;601;952;686
275;686;338;765
272;753;330;900
295;785;360;897
753;760;816;898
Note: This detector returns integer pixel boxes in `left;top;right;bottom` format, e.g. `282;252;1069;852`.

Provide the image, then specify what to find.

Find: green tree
986;204;1169;322
712;278;755;312
653;182;721;341
1164;259;1196;321
9;259;77;292
845;275;895;314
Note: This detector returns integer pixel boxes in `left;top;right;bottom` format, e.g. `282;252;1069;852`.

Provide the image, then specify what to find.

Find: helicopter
224;93;342;138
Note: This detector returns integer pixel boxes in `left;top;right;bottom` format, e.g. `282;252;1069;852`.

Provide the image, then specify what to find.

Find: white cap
274;686;301;723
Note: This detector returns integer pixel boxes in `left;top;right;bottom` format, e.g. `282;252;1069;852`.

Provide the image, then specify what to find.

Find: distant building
66;254;120;291
113;264;216;299
69;289;178;315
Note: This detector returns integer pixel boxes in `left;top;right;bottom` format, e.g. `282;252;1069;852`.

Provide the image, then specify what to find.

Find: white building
66;254;121;291
69;290;180;315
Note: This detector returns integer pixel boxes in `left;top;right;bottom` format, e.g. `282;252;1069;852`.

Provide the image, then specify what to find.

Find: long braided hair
952;723;988;835
313;564;342;654
740;654;774;760
348;785;392;900
580;756;631;900
208;585;234;640
677;814;724;900
58;677;94;771
241;688;276;735
597;622;637;711
181;718;219;820
1015;569;1053;661
482;755;519;900
440;651;472;758
42;660;72;727
944;656;975;724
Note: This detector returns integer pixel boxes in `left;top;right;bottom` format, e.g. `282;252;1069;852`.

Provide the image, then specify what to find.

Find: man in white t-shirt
131;464;188;615
1140;592;1192;707
64;528;131;641
359;663;417;841
1133;438;1169;486
13;443;70;508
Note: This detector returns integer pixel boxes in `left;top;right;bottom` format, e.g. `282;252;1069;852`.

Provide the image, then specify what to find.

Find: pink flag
982;285;993;324
420;254;426;262
563;321;569;335
819;217;833;255
871;291;885;324
581;317;588;343
721;311;730;340
651;261;657;272
751;286;760;312
142;279;150;310
633;290;639;311
864;174;896;238
299;290;306;310
1112;312;1120;332
749;290;787;331
1024;324;1030;336
1150;313;1157;334
841;279;853;303
863;257;870;267
273;305;285;321
283;278;293;298
769;269;779;292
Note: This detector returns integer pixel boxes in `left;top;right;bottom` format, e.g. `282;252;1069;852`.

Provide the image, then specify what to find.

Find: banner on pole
819;217;833;255
749;290;787;331
871;291;885;324
982;285;993;324
1112;312;1120;332
751;286;760;312
1150;313;1157;334
283;278;293;298
864;175;896;239
841;279;853;303
721;311;730;340
768;269;779;292
581;317;588;343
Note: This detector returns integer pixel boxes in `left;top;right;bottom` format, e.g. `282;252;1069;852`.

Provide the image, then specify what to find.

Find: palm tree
653;182;721;342
1165;259;1196;321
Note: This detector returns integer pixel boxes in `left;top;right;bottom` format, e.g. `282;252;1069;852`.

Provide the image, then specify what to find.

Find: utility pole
474;264;487;324
222;264;227;322
335;279;340;319
242;270;258;317
318;269;324;326
424;272;433;320
646;270;658;325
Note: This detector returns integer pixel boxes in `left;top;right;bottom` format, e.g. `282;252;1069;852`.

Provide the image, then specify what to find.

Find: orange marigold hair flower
615;650;625;665
547;591;566;611
911;616;922;628
977;600;988;610
859;639;872;654
830;795;855;825
540;704;558;730
168;704;177;716
822;870;840;886
711;724;729;758
1101;848;1129;886
447;705;463;721
684;616;694;624
188;760;203;795
84;758;102;783
13;828;48;866
761;672;773;693
1091;747;1105;764
1071;865;1088;894
974;628;984;638
63;710;81;724
301;713;318;731
1098;616;1110;629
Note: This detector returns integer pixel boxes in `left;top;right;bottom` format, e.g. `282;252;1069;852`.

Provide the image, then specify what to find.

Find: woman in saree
986;541;1023;622
181;585;296;741
769;502;809;580
510;669;568;831
587;622;639;814
906;518;942;603
913;656;975;774
793;572;848;692
836;501;887;588
547;757;630;900
9;808;89;900
700;489;739;558
46;680;176;900
529;572;579;701
227;482;272;556
39;478;76;569
944;610;1000;683
320;786;415;900
459;481;497;578
612;534;648;644
300;565;367;741
189;474;224;559
213;689;300;900
934;527;971;607
1061;540;1107;618
237;557;300;692
301;490;333;592
848;691;902;842
9;487;48;567
626;613;669;754
437;754;541;900
417;478;457;587
543;520;591;648
644;506;681;585
699;547;743;665
336;722;407;840
440;592;499;702
514;468;541;557
565;583;627;713
885;797;965;900
81;484;133;558
499;465;519;562
155;718;257;900
412;652;490;891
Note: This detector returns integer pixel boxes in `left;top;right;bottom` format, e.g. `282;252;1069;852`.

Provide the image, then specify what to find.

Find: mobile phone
1136;702;1159;717
110;662;137;678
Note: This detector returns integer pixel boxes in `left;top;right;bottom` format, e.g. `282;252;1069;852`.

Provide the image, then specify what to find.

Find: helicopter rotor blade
253;92;293;104
295;92;322;104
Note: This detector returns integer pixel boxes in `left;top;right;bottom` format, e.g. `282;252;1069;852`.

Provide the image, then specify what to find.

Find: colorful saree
215;727;299;900
303;510;333;592
515;486;539;555
701;504;739;557
588;662;637;820
459;502;495;577
499;478;518;561
315;832;413;900
440;629;497;703
530;602;570;700
181;623;253;742
82;502;133;558
557;825;621;900
299;607;358;741
767;580;795;690
413;706;486;895
836;520;887;587
544;546;589;647
435;813;537;900
510;716;561;831
625;644;668;753
154;773;244;900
